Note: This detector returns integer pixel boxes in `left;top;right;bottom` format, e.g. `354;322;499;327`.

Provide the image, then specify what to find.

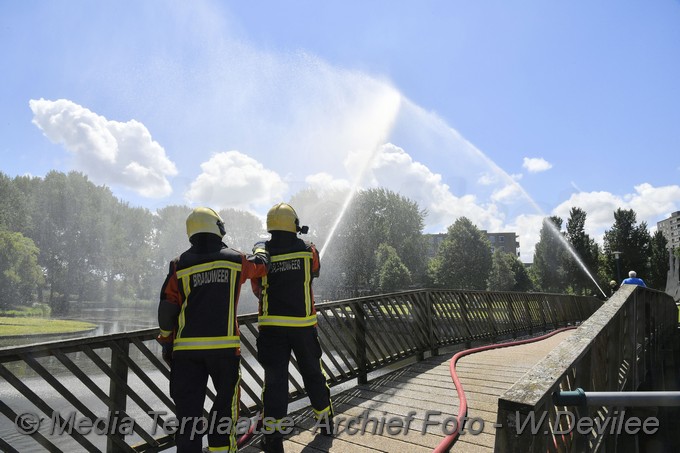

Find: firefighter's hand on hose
252;241;267;254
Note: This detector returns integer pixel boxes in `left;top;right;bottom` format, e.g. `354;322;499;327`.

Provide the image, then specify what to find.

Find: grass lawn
0;317;97;337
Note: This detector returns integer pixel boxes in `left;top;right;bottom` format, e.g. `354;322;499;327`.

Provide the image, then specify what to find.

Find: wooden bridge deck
240;330;574;453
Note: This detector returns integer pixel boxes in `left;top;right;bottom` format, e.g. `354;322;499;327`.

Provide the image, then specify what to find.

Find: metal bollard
553;388;680;407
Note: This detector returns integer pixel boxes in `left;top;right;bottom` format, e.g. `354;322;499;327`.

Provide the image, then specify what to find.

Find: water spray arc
438;124;608;299
316;90;402;260
314;93;606;298
543;218;607;299
319;144;384;259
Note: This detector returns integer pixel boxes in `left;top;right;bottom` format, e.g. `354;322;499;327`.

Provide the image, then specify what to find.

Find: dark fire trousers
257;326;332;435
170;354;240;452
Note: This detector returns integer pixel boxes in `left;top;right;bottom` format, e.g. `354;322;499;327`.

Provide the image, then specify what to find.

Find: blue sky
2;0;679;261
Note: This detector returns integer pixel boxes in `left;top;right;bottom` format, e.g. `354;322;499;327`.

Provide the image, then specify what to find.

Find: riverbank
0;316;97;338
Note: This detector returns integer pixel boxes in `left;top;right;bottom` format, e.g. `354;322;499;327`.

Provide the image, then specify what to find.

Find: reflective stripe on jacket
160;241;268;356
257;239;320;328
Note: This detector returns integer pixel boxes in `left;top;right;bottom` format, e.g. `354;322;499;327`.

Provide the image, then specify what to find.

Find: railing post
427;291;438;356
540;296;548;331
460;295;473;349
524;297;533;335
108;338;129;453
507;295;517;339
414;294;425;361
485;294;497;343
416;291;436;360
355;302;368;385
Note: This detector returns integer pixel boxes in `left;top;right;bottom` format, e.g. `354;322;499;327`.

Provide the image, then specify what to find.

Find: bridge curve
241;328;575;453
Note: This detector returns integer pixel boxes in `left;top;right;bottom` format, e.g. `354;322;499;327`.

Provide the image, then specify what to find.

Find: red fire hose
236;412;262;448
432;326;577;453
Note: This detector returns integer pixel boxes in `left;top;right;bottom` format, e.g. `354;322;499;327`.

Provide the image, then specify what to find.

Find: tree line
0;171;265;313
0;171;673;313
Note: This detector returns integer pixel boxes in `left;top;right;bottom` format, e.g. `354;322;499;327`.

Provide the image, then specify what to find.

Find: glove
252;241;267;254
161;344;173;367
156;333;174;367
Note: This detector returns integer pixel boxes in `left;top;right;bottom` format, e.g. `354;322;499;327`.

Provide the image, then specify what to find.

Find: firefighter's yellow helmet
186;207;226;238
266;203;300;233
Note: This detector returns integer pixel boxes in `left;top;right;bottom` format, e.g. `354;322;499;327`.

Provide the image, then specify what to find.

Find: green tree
101;202;156;303
487;249;515;291
602;208;651;282
564;207;600;295
0;172;31;234
288;187;349;251
648;230;669;290
429;217;492;290
152;205;193;284
219;208;266;251
324;188;426;294
24;171;160;307
375;243;412;293
35;172;138;310
510;256;534;292
532;216;568;293
31;171;99;312
0;230;43;309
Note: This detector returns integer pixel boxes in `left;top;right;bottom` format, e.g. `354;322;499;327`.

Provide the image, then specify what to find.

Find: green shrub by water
1;303;51;318
0;316;96;336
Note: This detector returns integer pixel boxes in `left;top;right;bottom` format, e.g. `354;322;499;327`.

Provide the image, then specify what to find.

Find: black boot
316;415;334;437
261;435;284;453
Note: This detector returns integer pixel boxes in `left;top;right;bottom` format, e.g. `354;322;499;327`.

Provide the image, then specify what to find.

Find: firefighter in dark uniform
157;207;269;453
253;203;333;453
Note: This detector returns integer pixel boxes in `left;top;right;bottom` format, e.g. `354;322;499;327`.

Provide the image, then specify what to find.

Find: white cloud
185;151;287;210
29;98;177;198
496;183;680;262
305;172;351;195
627;183;680;222
522;157;552;173
552;183;680;246
491;183;523;203
359;143;505;232
477;173;496;186
484;171;524;203
553;191;621;230
506;214;545;261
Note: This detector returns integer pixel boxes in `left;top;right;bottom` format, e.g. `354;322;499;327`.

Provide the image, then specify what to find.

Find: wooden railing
494;285;679;452
0;289;601;452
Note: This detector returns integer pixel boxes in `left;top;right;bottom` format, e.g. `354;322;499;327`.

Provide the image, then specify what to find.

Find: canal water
0;290;260;348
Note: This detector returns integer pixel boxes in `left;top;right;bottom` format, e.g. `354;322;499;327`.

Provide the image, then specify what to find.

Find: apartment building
657;211;680;251
485;231;521;257
424;231;520;258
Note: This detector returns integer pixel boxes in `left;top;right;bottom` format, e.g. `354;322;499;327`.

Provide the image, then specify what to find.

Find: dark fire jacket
253;237;320;328
158;236;269;357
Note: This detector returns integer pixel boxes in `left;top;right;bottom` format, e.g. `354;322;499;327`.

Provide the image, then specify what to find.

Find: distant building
423;231;520;258
657;211;680;251
424;233;447;258
484;231;521;257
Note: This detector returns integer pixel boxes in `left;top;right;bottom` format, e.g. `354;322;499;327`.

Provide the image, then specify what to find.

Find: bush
0;303;51;318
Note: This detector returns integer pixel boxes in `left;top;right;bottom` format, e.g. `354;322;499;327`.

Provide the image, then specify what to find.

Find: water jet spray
543;218;608;299
437;122;608;299
319;144;384;259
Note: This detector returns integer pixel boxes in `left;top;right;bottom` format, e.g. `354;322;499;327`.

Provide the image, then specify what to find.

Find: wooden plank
237;329;575;453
